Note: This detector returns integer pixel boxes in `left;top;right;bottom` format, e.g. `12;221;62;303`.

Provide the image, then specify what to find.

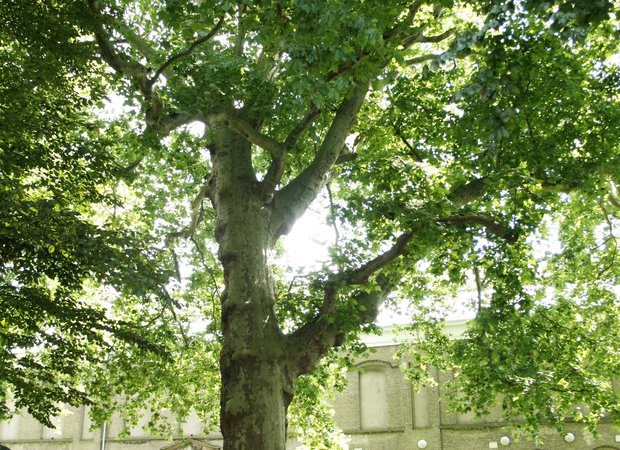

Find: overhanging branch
285;229;417;376
287;282;393;376
414;28;456;43
344;232;414;285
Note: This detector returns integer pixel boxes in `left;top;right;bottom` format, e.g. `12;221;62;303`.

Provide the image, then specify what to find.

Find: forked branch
287;231;415;375
260;106;322;201
225;113;287;159
88;0;199;133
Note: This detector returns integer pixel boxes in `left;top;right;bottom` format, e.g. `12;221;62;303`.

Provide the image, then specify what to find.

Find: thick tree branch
344;232;414;285
448;177;488;207
89;0;146;78
220;113;294;202
288;282;393;376
224;113;287;159
286;230;416;376
405;0;425;25
405;53;442;65
269;84;369;241
110;19;167;73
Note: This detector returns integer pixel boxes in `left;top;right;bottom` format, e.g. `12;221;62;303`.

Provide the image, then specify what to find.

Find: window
359;366;389;430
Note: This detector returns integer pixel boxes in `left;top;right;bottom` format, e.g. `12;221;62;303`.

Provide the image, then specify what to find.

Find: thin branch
608;192;620;210
190;236;223;301
234;6;248;56
167;181;210;241
324;2;430;86
448;174;581;208
391;120;424;162
597;199;618;277
345;232;414;285
148;16;225;88
405;53;442;65
161;287;191;349
283;105;320;148
325;183;341;246
325;54;367;82
474;264;483;313
437;213;518;242
409;27;456;44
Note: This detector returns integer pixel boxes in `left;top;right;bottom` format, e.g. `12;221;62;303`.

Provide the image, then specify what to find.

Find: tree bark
210;126;295;449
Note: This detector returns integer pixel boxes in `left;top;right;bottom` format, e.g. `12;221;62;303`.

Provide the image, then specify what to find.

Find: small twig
190;235;222;301
390;118;423;162
325;182;341;246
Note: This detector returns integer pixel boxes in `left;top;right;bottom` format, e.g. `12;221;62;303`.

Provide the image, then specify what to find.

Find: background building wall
1;324;618;450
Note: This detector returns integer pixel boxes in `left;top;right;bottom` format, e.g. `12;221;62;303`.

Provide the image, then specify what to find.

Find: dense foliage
1;0;619;447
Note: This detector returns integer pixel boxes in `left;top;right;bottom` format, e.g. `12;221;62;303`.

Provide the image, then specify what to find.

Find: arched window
359;364;389;430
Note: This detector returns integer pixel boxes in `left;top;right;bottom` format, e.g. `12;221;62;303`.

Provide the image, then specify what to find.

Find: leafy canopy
1;0;619;445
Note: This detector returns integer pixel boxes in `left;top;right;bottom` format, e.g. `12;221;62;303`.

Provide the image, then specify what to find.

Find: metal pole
100;422;107;450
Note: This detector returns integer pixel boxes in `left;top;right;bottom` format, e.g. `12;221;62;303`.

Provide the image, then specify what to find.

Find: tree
1;0;619;448
0;0;175;426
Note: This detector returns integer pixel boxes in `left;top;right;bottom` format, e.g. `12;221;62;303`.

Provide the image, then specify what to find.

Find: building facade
1;323;618;450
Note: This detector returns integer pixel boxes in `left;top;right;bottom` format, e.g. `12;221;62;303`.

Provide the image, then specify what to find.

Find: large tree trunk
210;126;297;449
220;350;294;449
